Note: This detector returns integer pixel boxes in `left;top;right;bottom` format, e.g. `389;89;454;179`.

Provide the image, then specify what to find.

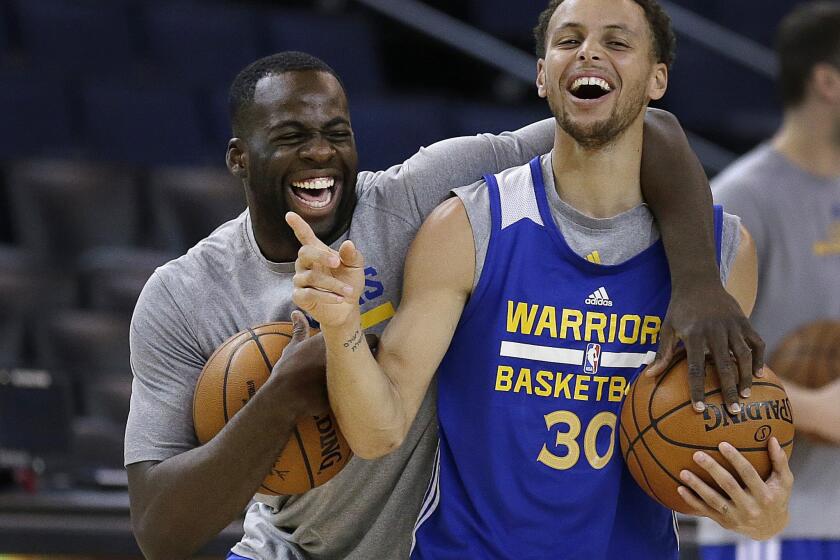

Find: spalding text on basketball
702;398;794;432
315;414;343;473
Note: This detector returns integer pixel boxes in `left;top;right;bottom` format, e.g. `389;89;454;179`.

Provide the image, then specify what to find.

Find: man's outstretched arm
286;201;474;458
639;110;765;414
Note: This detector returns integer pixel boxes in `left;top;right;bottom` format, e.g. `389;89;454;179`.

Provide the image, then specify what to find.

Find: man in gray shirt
698;3;840;559
126;50;766;560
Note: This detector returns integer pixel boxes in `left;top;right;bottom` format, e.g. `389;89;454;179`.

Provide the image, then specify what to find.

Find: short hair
228;51;344;135
533;0;676;68
776;1;840;108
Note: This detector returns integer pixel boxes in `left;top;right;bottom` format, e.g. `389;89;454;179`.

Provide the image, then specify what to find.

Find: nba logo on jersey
584;343;601;373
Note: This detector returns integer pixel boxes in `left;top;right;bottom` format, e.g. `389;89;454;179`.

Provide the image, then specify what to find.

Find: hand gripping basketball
286;211;365;328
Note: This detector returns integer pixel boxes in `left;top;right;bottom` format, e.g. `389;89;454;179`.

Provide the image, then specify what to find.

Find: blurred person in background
698;3;840;559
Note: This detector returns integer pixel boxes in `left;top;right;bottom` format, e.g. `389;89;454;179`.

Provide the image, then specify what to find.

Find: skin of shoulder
374;196;477;433
724;224;758;316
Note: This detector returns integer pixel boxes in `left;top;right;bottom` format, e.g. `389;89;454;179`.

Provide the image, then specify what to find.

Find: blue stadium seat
467;0;547;41
143;0;261;86
7;159;141;261
77;247;175;313
447;102;550;139
147;165;245;252
350;95;449;172
709;0;792;48
11;0;138;76
662;37;778;150
0;246;74;367
80;80;209;165
265;10;386;96
0;72;74;159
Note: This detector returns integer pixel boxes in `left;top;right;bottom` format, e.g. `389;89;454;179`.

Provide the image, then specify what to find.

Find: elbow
132;515;193;560
349;430;406;460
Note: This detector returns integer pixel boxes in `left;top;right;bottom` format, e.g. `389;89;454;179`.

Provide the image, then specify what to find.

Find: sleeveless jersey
411;157;724;560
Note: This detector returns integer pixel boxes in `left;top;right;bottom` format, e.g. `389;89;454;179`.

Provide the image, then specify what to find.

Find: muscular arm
640;110;764;413
288;201;474;458
680;225;793;540
128;313;325;560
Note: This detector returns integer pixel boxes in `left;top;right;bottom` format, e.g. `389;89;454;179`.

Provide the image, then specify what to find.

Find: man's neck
772;105;840;178
550;116;645;218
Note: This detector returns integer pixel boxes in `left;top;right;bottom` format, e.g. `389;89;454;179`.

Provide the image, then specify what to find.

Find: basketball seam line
294;427;316;490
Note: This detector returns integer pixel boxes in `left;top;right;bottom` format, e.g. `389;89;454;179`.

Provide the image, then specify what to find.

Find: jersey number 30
537;411;617;470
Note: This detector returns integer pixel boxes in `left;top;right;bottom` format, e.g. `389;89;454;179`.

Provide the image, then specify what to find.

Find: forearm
324;320;407;459
130;375;302;559
641;109;719;287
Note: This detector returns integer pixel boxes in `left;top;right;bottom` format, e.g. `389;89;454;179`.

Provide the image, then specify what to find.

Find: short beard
550;82;648;150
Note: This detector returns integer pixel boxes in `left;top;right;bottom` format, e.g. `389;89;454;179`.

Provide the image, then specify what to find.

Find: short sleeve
124;272;206;465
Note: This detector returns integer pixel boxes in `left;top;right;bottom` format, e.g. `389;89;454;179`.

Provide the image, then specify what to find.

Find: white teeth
291;177;335;190
571;77;612;92
293;188;333;209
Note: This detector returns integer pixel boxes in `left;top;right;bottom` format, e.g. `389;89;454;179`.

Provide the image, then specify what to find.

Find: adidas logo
585;287;613;307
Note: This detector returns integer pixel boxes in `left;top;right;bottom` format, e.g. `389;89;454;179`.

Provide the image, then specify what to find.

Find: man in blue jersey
289;1;792;557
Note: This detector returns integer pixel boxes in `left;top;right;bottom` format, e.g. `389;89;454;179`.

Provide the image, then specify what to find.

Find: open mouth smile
568;76;614;101
290;176;336;210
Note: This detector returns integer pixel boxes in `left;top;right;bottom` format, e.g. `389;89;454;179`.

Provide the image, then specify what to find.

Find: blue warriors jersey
411;158;724;560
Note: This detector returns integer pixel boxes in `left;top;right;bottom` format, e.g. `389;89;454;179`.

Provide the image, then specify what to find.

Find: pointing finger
286;211;327;249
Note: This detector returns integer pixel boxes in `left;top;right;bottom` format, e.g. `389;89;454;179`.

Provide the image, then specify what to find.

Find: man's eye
328;131;352;141
276;134;304;143
608;41;629;48
558;39;580;47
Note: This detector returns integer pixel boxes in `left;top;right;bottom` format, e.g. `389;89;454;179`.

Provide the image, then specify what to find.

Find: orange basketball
770;320;840;389
619;359;794;513
193;322;351;495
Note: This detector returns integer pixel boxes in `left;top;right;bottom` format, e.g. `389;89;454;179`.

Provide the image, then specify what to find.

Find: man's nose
300;135;335;161
577;39;603;62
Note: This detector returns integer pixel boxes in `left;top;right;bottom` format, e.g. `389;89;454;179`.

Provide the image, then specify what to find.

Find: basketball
193;322;352;495
619;359;794;514
770;320;840;389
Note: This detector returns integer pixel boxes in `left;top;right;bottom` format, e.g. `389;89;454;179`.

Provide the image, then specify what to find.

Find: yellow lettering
608;377;627;402
592;376;609;400
553;372;573;399
584;312;607;343
640;315;661;345
560;309;583;341
535;370;553;397
608;313;618;342
506;301;538;335
574;375;591;401
618;314;641;344
514;368;533;395
537;410;581;470
583;412;617;469
495;365;514;392
534;306;557;338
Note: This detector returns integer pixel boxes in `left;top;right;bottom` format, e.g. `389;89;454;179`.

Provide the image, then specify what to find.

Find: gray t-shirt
125;120;555;560
455;153;741;283
698;144;840;544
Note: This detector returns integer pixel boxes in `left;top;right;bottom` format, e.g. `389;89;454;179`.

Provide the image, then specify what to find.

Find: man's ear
812;63;840;104
648;63;668;101
226;138;248;179
537;59;548;99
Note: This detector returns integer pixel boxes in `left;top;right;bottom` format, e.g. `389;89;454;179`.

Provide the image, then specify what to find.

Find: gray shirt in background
125;120;555;560
698;143;840;543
